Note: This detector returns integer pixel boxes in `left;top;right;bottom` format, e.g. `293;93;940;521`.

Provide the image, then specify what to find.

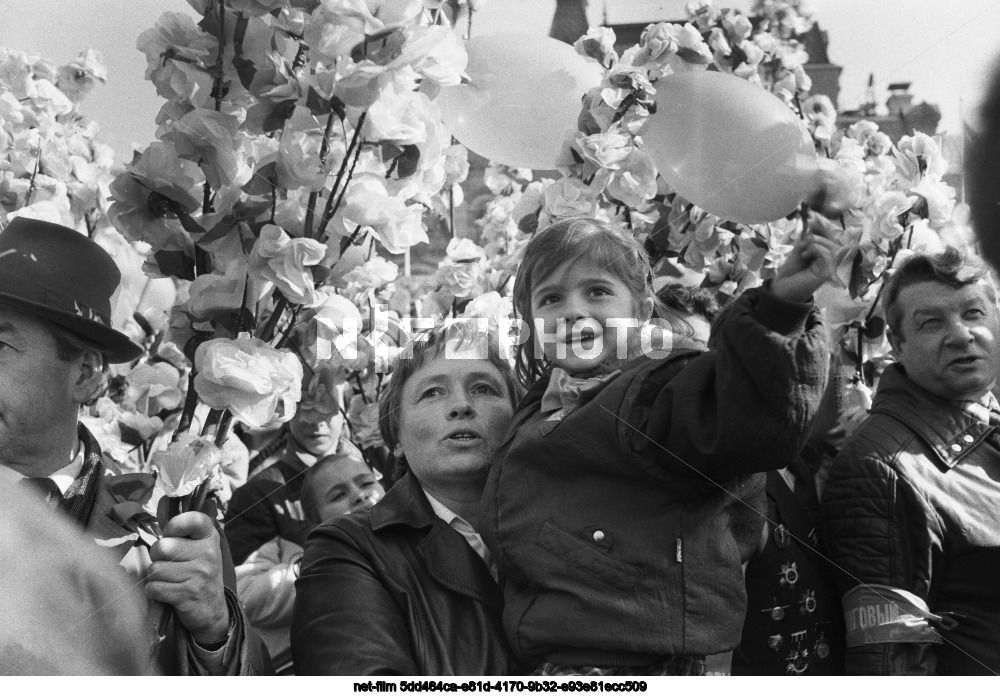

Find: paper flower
248;224;327;306
341;255;399;292
298;365;348;424
126;362;184;417
137;11;215;106
393;25;467;87
541;177;599;222
194;337;303;428
607;150;658;208
575;127;633;171
292;293;364;368
152;433;225;498
341;175;429;253
186;262;250;321
163;109;251;191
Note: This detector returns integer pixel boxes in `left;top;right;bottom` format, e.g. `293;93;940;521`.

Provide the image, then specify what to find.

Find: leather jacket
291;473;518;676
820;364;1000;675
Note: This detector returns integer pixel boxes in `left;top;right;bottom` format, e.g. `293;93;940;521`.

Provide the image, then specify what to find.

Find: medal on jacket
779;561;799;587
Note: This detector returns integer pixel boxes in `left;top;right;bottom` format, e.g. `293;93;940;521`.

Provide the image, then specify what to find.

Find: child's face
530;259;653;374
307;458;384;523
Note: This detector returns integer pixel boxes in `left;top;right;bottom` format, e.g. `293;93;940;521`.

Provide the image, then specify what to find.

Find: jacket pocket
531;520;641;594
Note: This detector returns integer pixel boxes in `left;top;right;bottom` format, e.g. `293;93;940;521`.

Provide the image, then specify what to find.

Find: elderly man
821;247;1000;675
0;217;267;675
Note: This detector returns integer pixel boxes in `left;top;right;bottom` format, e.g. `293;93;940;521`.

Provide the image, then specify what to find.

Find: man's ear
71;351;105;405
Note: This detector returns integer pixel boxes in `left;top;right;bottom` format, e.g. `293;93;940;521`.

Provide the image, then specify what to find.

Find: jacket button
951;443;962;452
964;434;975;443
593;530;605;542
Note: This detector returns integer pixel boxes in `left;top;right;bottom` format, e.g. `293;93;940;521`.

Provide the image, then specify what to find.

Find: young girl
236;455;383;674
481;217;835;675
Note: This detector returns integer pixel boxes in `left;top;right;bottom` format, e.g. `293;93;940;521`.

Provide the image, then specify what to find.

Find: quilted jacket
821;364;1000;675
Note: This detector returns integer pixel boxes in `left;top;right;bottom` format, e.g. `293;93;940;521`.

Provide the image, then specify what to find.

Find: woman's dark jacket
291;472;517;675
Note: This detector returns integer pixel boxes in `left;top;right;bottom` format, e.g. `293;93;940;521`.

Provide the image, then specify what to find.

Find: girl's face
530;259;653;374
307;457;384;523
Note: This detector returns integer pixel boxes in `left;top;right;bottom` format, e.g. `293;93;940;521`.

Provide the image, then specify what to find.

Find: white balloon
439;33;603;171
642;71;818;224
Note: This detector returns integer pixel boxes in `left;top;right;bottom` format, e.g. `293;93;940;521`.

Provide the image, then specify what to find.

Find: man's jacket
821;364;1000;675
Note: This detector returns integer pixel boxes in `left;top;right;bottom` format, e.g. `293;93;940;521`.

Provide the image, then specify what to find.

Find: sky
2;0;999;163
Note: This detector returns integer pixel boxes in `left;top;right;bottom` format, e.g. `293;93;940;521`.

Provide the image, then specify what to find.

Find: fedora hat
0;218;143;363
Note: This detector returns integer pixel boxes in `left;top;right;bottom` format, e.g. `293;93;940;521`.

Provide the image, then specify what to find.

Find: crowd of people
2;59;1000;680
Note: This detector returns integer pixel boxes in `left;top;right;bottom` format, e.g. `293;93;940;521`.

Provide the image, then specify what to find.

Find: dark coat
733;469;845;675
481;287;829;667
821;364;1000;675
291;472;518;676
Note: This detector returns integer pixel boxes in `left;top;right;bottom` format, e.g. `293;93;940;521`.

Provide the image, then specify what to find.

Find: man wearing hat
0;217;268;675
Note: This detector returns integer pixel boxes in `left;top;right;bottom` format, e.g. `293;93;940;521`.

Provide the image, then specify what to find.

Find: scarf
62;423;106;526
540;367;622;421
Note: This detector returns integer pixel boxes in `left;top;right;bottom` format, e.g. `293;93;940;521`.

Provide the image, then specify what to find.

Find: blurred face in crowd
395;347;514;494
306;456;384;523
289;398;345;458
890;280;1000;402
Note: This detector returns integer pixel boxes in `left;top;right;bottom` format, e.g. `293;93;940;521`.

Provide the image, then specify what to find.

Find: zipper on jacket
676;537;683;563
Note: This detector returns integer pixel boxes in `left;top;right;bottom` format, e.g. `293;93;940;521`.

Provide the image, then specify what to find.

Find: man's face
0;305;84;476
891;280;1000;402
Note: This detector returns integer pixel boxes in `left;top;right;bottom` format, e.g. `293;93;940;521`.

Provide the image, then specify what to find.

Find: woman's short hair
882;247;996;340
378;319;522;457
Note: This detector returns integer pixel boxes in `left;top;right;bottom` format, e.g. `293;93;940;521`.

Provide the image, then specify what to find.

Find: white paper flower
126;362;184;417
152;433;225;498
194;337;303;428
248;224;327;306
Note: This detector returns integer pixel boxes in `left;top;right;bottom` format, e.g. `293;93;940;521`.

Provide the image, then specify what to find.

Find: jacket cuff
184;588;247;675
754;281;814;335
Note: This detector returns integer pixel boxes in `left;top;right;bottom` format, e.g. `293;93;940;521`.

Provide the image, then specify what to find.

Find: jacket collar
368;473;502;612
369;471;438;531
871;364;995;469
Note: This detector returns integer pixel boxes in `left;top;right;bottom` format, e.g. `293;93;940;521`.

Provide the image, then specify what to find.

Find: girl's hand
770;234;839;304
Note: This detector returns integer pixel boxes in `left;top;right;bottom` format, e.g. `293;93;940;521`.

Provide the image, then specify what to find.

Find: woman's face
396;349;514;492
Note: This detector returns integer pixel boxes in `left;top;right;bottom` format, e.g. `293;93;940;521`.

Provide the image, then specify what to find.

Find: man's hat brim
0;292;143;363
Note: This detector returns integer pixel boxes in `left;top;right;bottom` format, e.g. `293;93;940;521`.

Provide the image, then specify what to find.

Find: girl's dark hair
511;217;682;387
